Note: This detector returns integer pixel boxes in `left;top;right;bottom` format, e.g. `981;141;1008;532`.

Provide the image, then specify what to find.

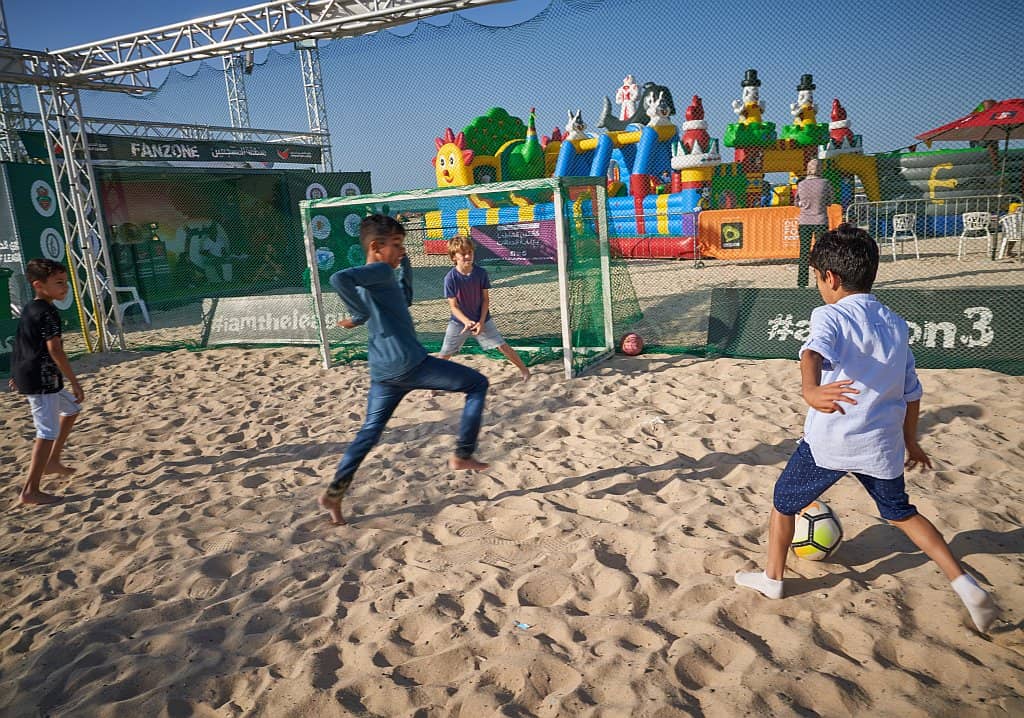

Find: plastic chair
958;211;993;260
997;211;1023;260
887;213;920;260
114;285;150;324
98;275;150;325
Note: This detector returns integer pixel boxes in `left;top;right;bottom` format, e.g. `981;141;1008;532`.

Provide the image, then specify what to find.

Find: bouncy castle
421;70;1023;261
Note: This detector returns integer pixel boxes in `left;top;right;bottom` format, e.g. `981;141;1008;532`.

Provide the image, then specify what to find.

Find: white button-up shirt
800;293;923;479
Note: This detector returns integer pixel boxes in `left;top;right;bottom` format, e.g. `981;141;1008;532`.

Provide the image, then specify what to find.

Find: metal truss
15;0;511;353
0;3;28;162
35;84;125;352
15;112;326;144
52;0;512;87
223;53;252;134
298;40;333;171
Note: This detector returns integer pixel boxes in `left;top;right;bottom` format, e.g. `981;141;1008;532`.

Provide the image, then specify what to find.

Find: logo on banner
310;215;331;240
277;148;292;160
343;213;362;238
721;221;743;249
306;183;328;201
31;180;57;217
340;182;362;197
40;228;65;261
315;247;335;271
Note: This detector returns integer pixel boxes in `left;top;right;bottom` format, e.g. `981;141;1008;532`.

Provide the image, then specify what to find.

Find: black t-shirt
11;299;63;395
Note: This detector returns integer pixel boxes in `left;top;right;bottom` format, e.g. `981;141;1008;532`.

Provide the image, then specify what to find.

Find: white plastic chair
997;211;1023;260
97;274;150;325
887;213;920;260
958;211;993;260
112;285;150;325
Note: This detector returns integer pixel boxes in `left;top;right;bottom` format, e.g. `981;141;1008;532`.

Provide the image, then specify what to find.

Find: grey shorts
440;318;505;354
27;389;81;440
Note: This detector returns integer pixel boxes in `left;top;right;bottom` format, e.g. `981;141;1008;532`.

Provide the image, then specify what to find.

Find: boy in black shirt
8;259;84;505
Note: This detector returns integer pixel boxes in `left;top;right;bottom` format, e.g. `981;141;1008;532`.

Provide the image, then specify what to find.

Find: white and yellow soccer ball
791;500;843;561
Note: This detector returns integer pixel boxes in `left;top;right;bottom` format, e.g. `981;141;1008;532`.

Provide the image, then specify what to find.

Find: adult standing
796;158;833;287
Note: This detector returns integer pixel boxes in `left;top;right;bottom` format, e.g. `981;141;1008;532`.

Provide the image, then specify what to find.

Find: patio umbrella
916;98;1024;196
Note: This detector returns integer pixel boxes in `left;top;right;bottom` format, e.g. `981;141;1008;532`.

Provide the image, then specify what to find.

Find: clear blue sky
6;0;1022;191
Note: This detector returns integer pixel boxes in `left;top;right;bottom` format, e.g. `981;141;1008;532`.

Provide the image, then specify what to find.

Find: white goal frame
300;176;614;379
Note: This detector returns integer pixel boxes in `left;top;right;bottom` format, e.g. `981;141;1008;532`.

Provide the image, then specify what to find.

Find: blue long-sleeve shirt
329;257;425;380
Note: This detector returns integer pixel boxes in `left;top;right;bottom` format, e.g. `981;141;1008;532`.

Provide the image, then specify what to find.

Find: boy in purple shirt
439;235;530;381
735;224;1000;633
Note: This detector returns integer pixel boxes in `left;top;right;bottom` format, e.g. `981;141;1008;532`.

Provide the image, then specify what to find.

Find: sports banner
708;287;1024;373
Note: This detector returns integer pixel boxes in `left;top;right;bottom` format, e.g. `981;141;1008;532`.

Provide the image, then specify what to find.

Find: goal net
300;177;640;378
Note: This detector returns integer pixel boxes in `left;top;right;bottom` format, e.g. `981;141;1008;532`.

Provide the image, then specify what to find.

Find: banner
1;164;81;327
22;131;323;166
708;288;1024;373
471;220;557;265
203;293;346;346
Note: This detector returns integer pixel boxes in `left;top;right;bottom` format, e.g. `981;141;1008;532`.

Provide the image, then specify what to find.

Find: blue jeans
327;356;489;498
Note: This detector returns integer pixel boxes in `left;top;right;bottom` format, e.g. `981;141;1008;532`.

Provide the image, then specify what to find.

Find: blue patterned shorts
773;440;917;521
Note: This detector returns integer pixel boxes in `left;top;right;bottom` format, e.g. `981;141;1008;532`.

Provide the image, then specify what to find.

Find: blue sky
6;0;1022;191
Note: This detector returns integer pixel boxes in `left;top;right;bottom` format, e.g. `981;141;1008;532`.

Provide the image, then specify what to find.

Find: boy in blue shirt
319;215;490;525
439;235;529;381
8;259;84;506
735;224;1000;633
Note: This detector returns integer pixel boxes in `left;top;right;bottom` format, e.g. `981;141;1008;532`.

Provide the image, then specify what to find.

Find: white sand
1;348;1021;716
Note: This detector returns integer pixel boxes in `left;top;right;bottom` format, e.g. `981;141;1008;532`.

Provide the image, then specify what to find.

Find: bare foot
449;455;490;471
19;491;62;506
318;492;346;525
518;368;531;382
44;463;76;476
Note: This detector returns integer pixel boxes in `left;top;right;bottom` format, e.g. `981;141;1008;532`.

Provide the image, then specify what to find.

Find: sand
1;348;1022;717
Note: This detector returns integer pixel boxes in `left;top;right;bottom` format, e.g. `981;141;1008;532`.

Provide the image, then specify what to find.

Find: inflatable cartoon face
742;85;760;106
797;89;814;108
433;128;475;187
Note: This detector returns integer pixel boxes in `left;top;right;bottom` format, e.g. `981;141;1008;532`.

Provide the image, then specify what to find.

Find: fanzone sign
23;131;322;165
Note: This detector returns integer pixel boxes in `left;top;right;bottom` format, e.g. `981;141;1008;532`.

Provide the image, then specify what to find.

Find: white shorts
27;389;81;440
440;318;506;355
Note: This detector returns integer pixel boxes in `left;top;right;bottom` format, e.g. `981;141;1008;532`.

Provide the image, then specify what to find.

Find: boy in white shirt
735;224;1000;633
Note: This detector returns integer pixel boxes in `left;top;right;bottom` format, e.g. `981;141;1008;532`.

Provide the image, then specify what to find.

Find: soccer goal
300;177;632;378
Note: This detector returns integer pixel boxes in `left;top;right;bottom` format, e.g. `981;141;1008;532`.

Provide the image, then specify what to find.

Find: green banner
288;172;374;286
22;131;322;166
2;163;83;330
708;287;1024;374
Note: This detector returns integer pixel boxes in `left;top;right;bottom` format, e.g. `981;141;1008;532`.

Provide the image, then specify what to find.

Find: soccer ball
620;332;644;356
791;500;843;561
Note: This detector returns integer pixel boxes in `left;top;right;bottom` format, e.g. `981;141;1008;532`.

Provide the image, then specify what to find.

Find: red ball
620;332;644;356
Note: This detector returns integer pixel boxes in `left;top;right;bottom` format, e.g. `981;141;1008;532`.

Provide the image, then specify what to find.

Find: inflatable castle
421;70;1024;260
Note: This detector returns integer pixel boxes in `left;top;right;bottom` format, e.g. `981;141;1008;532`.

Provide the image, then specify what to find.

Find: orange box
698;204;843;260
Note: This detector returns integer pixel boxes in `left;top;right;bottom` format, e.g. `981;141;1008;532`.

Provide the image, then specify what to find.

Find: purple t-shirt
444;264;491;323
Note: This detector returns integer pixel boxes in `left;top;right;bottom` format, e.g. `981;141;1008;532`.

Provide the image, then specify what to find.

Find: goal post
300;176;631;378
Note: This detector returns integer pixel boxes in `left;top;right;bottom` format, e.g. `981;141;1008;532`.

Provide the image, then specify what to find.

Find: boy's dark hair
359;214;405;253
808;223;879;291
26;258;68;284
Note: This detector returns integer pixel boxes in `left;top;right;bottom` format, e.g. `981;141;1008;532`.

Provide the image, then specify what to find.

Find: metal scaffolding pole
223;53;252;136
298;40;333;172
0;1;28;162
35;84;125;352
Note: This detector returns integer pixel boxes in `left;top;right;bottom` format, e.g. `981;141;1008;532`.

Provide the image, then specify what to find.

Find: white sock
951;573;1000;633
735;570;784;599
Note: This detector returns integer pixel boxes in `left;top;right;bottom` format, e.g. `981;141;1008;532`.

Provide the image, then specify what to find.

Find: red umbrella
916;98;1024;195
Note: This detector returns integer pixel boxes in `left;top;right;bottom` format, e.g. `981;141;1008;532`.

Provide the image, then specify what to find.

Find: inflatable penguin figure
731;69;764;125
790;74;818;128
